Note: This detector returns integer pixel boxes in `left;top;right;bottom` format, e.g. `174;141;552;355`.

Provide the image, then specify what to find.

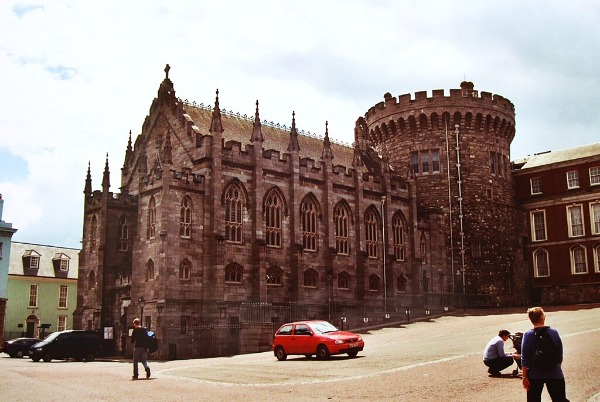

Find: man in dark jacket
131;318;151;380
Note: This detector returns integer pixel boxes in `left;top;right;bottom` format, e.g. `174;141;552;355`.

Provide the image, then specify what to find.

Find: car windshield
311;322;339;334
40;332;61;342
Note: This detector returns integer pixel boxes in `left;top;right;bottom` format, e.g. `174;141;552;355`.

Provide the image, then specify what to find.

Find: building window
118;215;129;251
148;197;156;238
590;166;600;185
368;274;380;291
533;249;550;277
570;245;587;274
411;150;440;175
337;272;350;290
30;255;40;269
530;177;542;195
58;285;68;308
145;260;155;282
392;213;405;261
396;274;407;292
58;316;67;332
421;152;430;173
567;170;579;189
266;266;282;286
594;245;600;273
410;152;419;174
180;196;192;238
88;270;95;290
490;152;497;175
60;258;69;271
265;190;283;247
431;150;440;173
591;203;600;235
419;233;427;262
303;269;318;287
365;209;379;258
531;210;547;242
28;284;38;308
301;197;318;252
179;259;191;280
334;203;350;255
90;215;97;250
224;183;244;243
225;263;243;283
567;205;584;237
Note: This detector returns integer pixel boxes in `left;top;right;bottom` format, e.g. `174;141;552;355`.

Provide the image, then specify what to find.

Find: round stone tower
360;82;525;305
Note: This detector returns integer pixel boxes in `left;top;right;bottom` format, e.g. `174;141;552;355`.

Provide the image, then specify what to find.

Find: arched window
180;196;192;238
179;259;191;280
225;263;243;283
148;196;156;238
337;271;350;290
266;265;283;286
303;269;318;287
570;245;587;274
533;249;549;277
396;274;407;292
118;215;129;251
368;274;380;291
145;259;155;282
224;183;243;243
301;197;318;252
365;208;379;258
265;190;283;247
392;213;406;261
90;215;97;251
88;270;96;290
334;203;350;255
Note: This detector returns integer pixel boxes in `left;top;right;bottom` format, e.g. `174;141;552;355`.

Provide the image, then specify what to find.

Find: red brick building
513;143;600;304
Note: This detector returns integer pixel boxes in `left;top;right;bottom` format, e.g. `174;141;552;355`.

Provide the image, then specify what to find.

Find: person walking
483;329;517;376
521;307;569;402
131;318;151;380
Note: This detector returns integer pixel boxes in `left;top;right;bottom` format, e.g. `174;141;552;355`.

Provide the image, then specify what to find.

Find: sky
1;0;599;249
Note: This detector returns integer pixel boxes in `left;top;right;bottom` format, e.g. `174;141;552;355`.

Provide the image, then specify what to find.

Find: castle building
74;66;527;358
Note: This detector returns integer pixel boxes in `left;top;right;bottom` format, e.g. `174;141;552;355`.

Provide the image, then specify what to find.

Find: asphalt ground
1;304;599;401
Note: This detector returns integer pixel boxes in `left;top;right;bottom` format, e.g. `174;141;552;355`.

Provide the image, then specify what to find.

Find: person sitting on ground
483;329;517;376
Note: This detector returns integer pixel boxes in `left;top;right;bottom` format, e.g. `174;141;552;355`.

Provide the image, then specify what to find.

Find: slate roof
9;242;79;279
513;142;600;170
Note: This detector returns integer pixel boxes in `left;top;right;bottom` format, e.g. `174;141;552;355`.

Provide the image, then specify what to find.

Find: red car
272;320;364;361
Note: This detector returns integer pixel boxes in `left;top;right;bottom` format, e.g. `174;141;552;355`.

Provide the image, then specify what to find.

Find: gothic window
118;215;129;251
303;269;318;287
533;249;549;277
334;203;351;255
179;259;191;280
266;265;283;286
90;215;97;250
368;274;380;291
224;183;244;243
531;210;547;241
265;190;283;247
301;197;318;252
180;196;192;238
148;196;156;238
337;271;350;290
392;213;406;261
570;245;587;274
225;263;243;283
365;208;379;258
567;205;584;237
88;270;95;290
396;274;407;292
145;259;155;282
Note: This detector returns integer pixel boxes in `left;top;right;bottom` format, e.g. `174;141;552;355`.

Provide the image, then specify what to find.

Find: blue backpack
145;329;159;353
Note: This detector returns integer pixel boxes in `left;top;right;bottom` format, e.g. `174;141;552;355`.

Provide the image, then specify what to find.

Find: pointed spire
250;100;264;143
102;153;110;191
287;111;300;152
84;161;92;195
209;89;224;134
321;121;334;160
124;130;133;167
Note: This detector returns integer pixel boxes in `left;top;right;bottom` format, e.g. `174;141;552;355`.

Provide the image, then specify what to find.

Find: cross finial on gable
164;64;171;79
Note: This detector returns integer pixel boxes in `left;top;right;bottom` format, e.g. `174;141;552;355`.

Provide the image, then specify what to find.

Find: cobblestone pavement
1;304;599;401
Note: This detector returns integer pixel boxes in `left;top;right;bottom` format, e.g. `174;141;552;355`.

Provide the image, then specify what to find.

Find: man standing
521;307;569;402
131;318;151;380
483;329;517;376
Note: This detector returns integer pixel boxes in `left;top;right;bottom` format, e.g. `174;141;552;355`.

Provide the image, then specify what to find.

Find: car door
292;324;314;354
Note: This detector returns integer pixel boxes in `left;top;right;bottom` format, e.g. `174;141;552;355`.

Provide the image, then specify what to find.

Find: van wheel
42;353;52;362
274;346;287;361
85;353;95;362
31;356;40;362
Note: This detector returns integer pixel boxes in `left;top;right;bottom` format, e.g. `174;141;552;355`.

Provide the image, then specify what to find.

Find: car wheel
316;345;330;360
8;353;16;358
85;353;95;362
274;346;287;361
347;351;358;358
16;350;24;358
42;353;52;362
31;356;41;362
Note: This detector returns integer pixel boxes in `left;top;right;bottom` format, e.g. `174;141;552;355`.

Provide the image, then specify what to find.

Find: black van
29;330;101;362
